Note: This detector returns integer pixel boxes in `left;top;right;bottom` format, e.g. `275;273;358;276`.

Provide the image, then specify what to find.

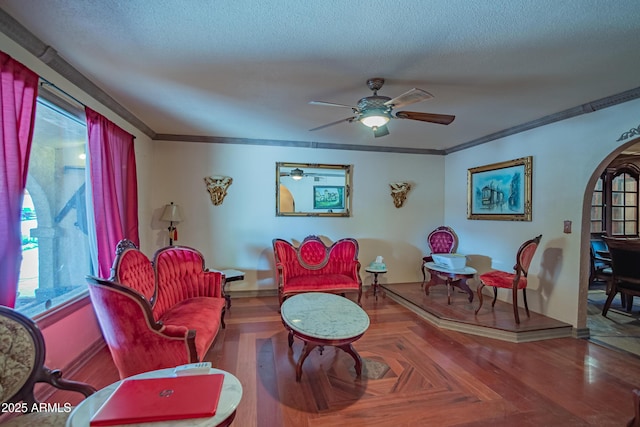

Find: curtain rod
38;77;137;139
39;78;85;109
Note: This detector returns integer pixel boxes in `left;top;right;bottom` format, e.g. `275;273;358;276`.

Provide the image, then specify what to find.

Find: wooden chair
0;306;95;426
589;237;612;290
475;235;542;324
421;226;458;286
601;237;640;317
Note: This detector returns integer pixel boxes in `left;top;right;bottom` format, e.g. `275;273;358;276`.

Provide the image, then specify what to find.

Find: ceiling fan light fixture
359;109;390;128
290;168;304;180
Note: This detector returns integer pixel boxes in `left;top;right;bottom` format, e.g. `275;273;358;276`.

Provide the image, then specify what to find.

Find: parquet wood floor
47;294;640;426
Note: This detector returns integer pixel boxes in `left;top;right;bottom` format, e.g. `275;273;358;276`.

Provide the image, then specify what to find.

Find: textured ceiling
2;0;640;153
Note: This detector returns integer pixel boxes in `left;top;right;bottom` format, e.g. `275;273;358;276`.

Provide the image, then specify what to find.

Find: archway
579;136;640;333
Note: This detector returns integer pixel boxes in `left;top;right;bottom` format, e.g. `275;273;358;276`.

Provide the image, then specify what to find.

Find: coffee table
281;292;370;382
423;261;477;305
66;367;243;427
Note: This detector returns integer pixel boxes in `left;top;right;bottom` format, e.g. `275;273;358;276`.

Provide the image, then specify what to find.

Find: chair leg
491;287;498;307
602;285;618;317
522;288;530;318
421;263;426;288
512;288;520;324
474;282;485;315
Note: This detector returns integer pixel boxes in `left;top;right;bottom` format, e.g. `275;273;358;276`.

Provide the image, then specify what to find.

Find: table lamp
160;202;182;245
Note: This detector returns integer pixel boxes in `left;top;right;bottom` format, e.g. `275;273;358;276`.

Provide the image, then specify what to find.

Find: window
610;171;638;236
590;177;604;233
16;96;91;317
591;164;640;238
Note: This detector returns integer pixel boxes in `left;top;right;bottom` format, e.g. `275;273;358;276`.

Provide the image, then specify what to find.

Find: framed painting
313;186;345;210
467;156;532;221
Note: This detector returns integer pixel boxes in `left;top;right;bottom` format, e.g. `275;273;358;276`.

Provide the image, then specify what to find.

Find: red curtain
0;52;38;308
86;107;139;278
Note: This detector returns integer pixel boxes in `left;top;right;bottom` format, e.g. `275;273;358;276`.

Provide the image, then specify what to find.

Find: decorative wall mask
204;176;233;206
389;182;412;208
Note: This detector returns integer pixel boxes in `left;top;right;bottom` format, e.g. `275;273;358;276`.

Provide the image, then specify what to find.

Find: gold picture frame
467;156;532;221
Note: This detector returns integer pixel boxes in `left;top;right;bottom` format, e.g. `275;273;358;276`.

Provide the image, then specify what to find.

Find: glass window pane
591;206;602;220
625;193;637;206
612;207;624;220
592;192;602;205
612;193;624;205
612;176;624;191
625;222;637;235
612;222;623;235
625;206;636;218
591;223;602;233
17;98;90;317
594;178;603;191
626;176;637;191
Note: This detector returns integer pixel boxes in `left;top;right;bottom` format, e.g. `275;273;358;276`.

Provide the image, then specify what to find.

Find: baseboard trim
227;289;278;299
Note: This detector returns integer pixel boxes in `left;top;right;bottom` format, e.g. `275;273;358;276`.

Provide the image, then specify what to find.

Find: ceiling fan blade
373;125;389;138
395;111;455;125
309;100;357;109
384;88;433;109
309;116;357;131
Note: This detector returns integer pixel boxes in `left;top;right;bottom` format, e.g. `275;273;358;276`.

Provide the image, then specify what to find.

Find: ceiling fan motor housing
357;96;392;112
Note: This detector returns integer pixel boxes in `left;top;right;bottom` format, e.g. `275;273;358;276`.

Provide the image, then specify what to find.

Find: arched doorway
580;136;640;348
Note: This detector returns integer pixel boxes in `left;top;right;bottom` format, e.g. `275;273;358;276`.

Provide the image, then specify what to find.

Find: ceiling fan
309;77;455;137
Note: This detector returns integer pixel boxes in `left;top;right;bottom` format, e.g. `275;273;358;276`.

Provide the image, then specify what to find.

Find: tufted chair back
427;226;458;255
0;307;95;426
153;245;223;320
111;239;156;304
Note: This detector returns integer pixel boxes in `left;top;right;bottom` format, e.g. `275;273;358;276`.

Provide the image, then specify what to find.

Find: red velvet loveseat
86;239;226;378
273;235;363;306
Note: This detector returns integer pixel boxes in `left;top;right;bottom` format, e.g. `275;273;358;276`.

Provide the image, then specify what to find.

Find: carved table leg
338;343;362;378
456;278;474;303
288;330;294;348
296;341;317;382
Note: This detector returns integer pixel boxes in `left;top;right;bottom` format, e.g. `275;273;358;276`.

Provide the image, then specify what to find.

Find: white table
423;261;477;305
365;266;387;300
280;292;370;382
66;367;243;427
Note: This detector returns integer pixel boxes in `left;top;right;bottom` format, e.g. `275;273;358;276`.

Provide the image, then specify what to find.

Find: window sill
33;290;91;328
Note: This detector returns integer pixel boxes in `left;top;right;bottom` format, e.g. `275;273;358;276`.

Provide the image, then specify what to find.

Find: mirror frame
276;162;352;217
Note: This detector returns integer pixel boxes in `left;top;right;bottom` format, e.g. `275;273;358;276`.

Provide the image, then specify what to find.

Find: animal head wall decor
204;176;233;206
389;182;412;208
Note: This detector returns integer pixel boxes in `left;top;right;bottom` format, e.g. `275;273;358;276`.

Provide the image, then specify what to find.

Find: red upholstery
273;235;362;305
427;226;458;255
475;235;542;324
422;226;459;285
87;240;225;379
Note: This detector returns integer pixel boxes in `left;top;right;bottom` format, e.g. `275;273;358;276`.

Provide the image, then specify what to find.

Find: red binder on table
90;374;225;426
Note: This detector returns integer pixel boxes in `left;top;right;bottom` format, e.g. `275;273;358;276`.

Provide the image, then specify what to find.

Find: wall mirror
276;162;352;217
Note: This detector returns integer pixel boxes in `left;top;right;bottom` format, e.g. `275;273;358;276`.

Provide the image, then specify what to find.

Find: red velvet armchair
86;240;226;379
273;235;363;306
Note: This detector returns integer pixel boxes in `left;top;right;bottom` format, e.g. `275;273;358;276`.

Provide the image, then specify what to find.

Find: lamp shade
360;109;390;128
161;202;182;222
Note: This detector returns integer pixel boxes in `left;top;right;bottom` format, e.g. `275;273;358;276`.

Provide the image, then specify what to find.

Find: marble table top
281;292;370;340
66;367;243;427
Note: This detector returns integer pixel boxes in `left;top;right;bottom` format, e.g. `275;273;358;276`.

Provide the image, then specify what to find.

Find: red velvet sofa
273;235;363;306
86;239;226;378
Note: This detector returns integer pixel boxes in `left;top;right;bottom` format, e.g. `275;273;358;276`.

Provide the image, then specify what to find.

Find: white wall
444;97;640;328
148;142;445;290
